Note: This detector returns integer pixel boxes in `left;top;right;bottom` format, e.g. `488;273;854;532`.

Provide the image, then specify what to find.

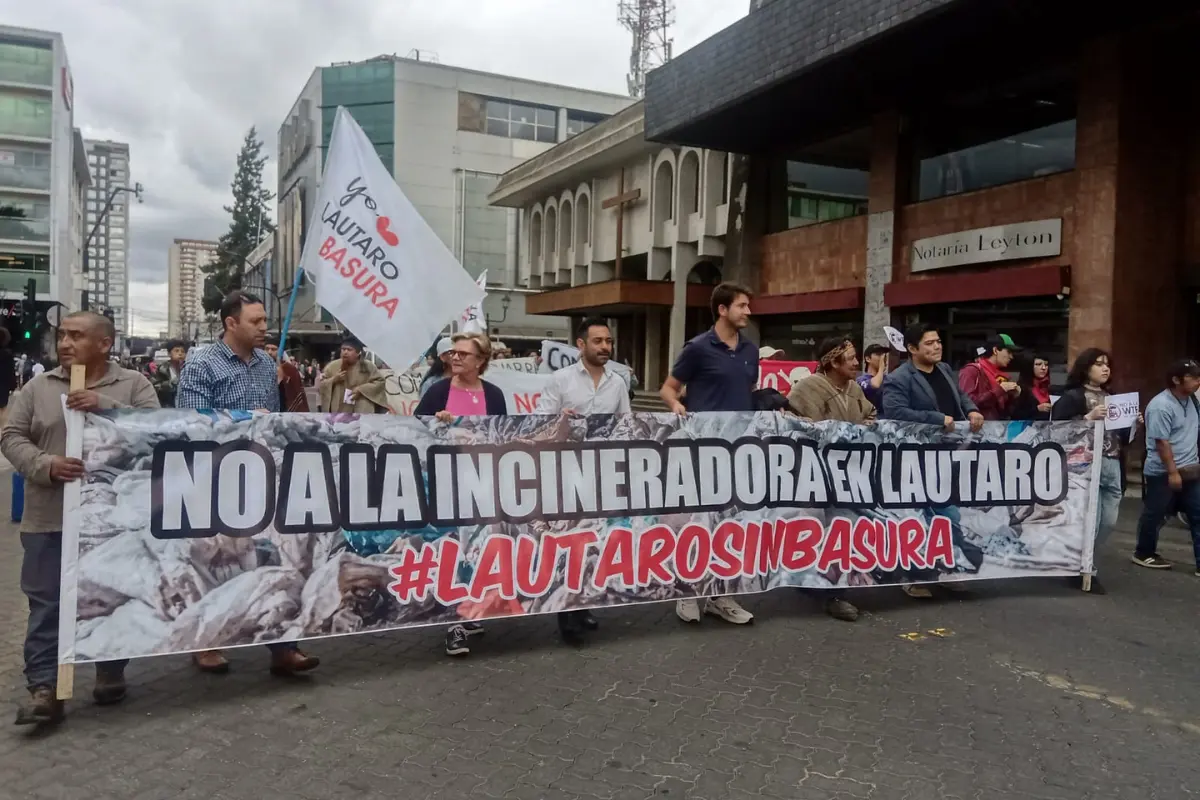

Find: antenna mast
618;0;675;98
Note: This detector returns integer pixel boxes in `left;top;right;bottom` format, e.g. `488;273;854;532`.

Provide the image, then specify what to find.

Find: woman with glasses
414;332;508;656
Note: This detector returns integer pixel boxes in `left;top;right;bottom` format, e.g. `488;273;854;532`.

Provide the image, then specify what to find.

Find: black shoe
557;613;585;646
445;625;470;656
461;621;485;637
1132;553;1172;569
580;611;599;631
824;597;859;622
14;685;64;726
92;669;127;706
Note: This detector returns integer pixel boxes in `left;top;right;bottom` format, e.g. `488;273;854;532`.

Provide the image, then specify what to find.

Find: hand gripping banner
59;410;1100;663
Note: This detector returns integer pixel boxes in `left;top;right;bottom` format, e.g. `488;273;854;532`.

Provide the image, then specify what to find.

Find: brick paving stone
0;462;1195;800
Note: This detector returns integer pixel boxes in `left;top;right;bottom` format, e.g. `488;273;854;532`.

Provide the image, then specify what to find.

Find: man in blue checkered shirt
175;291;321;677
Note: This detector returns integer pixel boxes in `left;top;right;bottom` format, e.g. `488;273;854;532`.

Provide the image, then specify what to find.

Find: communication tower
618;0;674;97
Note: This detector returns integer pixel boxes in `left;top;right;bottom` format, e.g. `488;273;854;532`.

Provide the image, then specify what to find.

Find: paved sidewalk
0;476;1197;799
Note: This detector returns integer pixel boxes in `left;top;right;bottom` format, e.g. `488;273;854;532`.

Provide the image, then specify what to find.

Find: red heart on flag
376;216;399;246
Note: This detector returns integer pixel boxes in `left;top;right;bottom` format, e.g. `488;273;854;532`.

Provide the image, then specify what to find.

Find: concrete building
274;54;633;356
643;0;1200;398
82;139;130;334
0;26;79;350
167;238;218;340
489;101;734;388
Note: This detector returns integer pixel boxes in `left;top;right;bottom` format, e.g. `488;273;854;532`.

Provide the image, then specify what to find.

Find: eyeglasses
449;350;478;360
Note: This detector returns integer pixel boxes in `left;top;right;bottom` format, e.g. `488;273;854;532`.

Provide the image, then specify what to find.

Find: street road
0;465;1195;799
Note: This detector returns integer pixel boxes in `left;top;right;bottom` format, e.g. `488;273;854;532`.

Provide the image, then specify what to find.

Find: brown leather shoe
269;648;320;676
14;685;64;726
192;650;230;674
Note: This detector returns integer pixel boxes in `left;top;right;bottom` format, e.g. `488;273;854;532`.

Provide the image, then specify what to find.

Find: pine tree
202;127;276;314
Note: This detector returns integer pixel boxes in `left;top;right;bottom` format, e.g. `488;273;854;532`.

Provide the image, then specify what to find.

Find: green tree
202;127;276;314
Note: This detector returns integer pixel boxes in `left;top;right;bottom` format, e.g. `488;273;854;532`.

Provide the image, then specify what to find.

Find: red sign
61;67;73;111
757;360;818;392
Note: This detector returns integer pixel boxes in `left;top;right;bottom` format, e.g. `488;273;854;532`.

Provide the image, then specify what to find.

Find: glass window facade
911;71;1077;202
0;194;48;241
566;110;606;139
320;60;395;174
0;92;51;139
486;100;557;143
0;39;52;86
0;145;50;191
785;161;869;229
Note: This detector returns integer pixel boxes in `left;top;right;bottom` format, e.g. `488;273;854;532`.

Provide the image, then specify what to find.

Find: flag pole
279;266;305;355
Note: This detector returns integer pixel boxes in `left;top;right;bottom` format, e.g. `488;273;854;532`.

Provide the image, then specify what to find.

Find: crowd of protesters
3;281;1198;725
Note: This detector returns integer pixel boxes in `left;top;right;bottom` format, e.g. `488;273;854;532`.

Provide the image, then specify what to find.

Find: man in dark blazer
881;323;985;433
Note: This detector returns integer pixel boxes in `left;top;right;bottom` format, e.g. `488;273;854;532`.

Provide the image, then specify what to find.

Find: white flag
299;107;484;370
460;270;487;334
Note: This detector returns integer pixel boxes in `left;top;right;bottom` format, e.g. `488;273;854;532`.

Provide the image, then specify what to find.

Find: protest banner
758;360;819;392
383;368;550;415
59;409;1100;664
300;107;483;371
489;357;539;374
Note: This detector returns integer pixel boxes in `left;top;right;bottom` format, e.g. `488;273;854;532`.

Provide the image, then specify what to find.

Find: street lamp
489;293;511;328
82;182;143;311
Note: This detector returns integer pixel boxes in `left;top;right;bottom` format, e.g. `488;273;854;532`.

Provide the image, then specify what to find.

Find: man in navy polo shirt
660;282;758;625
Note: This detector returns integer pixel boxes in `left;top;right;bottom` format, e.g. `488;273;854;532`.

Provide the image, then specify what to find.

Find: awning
526;280;713;316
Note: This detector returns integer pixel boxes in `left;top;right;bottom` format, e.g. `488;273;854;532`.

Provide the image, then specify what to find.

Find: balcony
0;164;49;192
0;269;47;293
0;216;48;242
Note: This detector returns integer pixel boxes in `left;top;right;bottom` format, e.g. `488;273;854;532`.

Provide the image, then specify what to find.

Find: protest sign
383;367;550;415
489;357;539;374
300;107;483;372
758;360;819;392
1104;392;1139;431
60;410;1099;663
540;340;633;388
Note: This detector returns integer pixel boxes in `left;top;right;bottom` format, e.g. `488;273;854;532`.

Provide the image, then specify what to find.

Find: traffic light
21;278;36;340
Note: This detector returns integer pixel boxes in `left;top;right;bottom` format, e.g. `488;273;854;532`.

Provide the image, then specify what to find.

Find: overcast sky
0;0;747;335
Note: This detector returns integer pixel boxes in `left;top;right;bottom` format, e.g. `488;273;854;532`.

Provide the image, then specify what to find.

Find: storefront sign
911;219;1062;273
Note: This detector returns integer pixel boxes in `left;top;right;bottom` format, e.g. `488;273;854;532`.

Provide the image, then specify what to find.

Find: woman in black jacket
412;332;507;657
1050;348;1131;594
1011;353;1052;421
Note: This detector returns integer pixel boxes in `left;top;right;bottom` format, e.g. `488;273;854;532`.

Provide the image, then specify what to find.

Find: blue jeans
21;532;127;690
1095;457;1123;550
1136;473;1200;567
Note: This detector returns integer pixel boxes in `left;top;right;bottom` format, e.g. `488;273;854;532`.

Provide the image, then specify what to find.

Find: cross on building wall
601;168;642;279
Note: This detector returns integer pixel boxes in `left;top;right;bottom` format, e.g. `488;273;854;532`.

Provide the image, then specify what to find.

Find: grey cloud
0;0;746;333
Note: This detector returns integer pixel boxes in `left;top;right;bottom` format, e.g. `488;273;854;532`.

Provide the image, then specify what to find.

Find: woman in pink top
412;332;508;657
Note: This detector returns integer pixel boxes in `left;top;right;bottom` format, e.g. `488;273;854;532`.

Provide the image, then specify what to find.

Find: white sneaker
675;598;701;622
704;596;754;624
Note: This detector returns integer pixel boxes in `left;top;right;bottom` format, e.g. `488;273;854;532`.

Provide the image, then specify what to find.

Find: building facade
82;139;130;334
644;1;1200;398
274;54;633;355
489;101;733;388
0;25;79;349
167;238;218;340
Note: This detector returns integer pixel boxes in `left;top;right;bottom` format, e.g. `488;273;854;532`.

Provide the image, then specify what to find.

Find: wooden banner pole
55;363;86;700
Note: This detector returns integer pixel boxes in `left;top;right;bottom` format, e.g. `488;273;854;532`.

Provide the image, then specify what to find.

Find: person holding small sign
1051;349;1136;593
320;335;388;413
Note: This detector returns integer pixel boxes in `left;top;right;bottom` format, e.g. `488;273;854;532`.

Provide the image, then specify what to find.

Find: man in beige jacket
2;311;159;725
319;335;389;413
786;336;876;625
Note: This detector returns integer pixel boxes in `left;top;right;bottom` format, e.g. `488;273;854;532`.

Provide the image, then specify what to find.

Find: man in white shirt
31;360;44;378
536;318;629;644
